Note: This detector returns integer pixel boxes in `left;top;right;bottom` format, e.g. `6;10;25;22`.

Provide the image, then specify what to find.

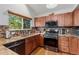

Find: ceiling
26;4;78;17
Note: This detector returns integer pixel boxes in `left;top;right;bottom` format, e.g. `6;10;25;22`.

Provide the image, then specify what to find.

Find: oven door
44;38;58;47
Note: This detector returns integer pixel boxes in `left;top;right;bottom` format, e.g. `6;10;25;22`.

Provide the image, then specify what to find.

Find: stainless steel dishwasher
4;39;25;55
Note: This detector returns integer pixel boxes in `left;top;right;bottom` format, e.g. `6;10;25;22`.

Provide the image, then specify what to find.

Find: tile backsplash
1;26;79;38
0;26;44;38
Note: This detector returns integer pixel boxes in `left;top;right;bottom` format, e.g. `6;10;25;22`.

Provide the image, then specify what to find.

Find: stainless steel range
44;28;58;39
44;21;58;52
44;28;58;47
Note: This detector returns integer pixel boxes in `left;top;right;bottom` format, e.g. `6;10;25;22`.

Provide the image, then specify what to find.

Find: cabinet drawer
60;47;69;52
60;45;69;48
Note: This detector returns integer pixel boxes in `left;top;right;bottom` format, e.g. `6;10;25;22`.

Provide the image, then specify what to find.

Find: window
9;13;32;30
23;19;31;29
9;14;22;29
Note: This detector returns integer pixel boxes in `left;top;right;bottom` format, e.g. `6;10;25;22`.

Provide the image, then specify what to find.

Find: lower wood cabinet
25;34;44;55
77;39;79;54
32;36;38;50
69;37;78;54
59;36;79;55
25;36;38;55
36;34;44;47
58;36;69;53
25;37;33;55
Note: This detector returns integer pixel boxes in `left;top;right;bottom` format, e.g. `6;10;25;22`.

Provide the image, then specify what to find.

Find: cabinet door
58;36;69;53
40;16;46;27
46;15;51;22
35;16;46;27
36;34;44;47
32;36;38;50
69;37;78;54
51;15;58;21
57;14;64;26
35;18;41;27
77;39;79;54
25;38;33;55
74;9;79;26
64;13;72;26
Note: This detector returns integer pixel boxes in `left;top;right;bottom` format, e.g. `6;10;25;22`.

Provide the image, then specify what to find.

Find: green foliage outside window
23;19;31;29
9;14;22;29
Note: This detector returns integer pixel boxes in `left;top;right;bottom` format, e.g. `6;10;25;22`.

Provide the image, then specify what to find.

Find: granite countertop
59;34;79;38
0;32;79;55
0;33;41;55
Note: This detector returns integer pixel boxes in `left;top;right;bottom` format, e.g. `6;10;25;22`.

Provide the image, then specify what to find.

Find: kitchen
0;4;79;55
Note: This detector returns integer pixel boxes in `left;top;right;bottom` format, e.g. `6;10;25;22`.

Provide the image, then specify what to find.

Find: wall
0;4;32;25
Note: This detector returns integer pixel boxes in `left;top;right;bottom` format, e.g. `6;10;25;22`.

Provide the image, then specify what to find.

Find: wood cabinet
25;37;33;55
35;16;46;27
51;15;58;21
74;9;79;26
36;34;44;47
64;13;73;26
58;36;69;53
77;39;79;54
25;35;38;55
46;14;58;21
57;14;65;26
59;36;79;55
32;36;38;50
25;34;44;55
35;17;41;27
69;37;78;54
35;12;73;27
57;12;72;26
46;15;51;22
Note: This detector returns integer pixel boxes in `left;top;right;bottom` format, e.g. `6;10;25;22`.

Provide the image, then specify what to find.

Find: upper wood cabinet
46;14;58;22
35;16;46;27
35;12;73;27
51;15;58;21
46;15;51;22
74;9;79;26
57;12;72;26
64;13;73;26
57;14;65;26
